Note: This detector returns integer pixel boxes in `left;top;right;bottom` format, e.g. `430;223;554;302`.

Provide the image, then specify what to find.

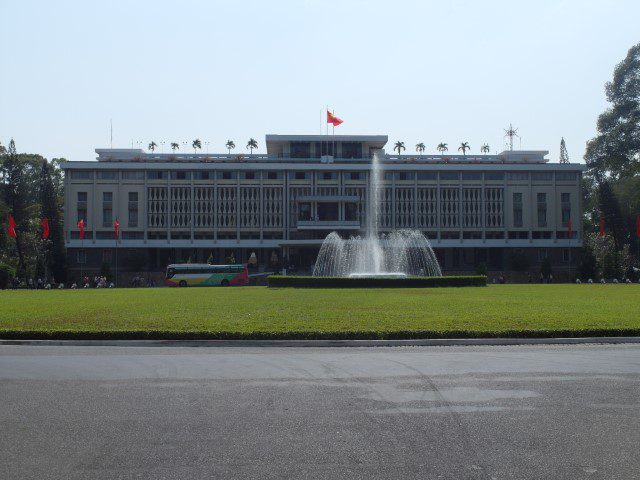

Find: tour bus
164;263;249;287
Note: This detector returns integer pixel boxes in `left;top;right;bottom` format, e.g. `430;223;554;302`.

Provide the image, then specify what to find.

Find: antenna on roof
504;124;519;151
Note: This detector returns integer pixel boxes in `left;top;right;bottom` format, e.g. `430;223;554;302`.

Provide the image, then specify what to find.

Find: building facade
62;134;585;279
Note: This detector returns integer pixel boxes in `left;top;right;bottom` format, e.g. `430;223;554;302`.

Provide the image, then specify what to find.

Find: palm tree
192;139;202;153
458;142;470;155
225;140;236;154
481;144;490;154
171;142;179;151
415;142;426;154
437;142;448;154
148;141;157;152
246;138;258;154
394;141;406;156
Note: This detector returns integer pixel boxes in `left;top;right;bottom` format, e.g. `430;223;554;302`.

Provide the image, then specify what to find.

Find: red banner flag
114;218;120;239
326;111;343;126
636;215;640;238
77;219;85;240
568;218;572;239
7;214;17;238
599;217;605;237
42;217;50;240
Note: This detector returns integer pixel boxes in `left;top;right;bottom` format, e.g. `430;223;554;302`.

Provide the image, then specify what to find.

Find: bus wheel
178;280;188;288
221;279;230;287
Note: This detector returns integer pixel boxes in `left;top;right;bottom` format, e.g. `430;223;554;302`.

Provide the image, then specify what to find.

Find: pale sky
1;0;638;163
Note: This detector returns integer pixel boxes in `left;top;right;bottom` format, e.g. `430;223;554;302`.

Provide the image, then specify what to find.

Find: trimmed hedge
1;327;637;341
267;275;486;288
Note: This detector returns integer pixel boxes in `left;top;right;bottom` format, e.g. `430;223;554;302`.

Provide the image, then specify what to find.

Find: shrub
267;275;487;289
0;263;16;290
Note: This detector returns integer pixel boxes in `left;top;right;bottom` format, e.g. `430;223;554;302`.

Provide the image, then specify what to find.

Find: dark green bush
267;275;486;289
0;263;16;290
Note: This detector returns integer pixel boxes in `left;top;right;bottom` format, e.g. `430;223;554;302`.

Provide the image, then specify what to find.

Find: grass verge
1;284;639;340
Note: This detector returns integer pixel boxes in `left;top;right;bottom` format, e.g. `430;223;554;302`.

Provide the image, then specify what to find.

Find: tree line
0;139;66;284
581;42;640;280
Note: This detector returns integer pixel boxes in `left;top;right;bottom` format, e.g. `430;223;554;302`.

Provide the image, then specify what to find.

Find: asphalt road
1;344;639;480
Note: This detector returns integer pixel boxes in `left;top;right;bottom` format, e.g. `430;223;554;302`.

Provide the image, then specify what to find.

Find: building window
266;171;282;180
417;172;437;180
128;192;139;227
71;170;93;180
218;171;236;180
341;142;362;159
102;249;112;263
513;192;523;227
77;250;87;264
321;172;337;180
462;172;482;181
347;172;363;180
170;171;190;180
194;171;212;180
102;192;113;227
440;172;460;181
147;171;167;180
538;249;548;261
396;172;414;181
298;203;311;221
485;172;505;181
290;171;310;180
97;171;118;180
537;192;547;227
556;172;577;181
122;170;144;180
77;192;87;222
561;192;571;226
532;172;553;181
507;172;528;181
290;142;311;158
241;171;257;180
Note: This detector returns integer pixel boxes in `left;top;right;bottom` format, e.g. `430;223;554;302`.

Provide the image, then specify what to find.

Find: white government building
62;134;584;278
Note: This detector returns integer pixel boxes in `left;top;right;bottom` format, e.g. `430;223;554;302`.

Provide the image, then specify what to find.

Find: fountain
312;153;442;278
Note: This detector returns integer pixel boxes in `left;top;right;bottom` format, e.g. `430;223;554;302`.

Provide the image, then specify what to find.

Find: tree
559;137;569;163
225;140;236;154
585;42;640;180
39;159;66;281
458;142;470;155
393;141;405;156
481;144;490;154
246;138;258;154
597;180;626;249
171;142;179;151
415;142;425;154
192;139;202;153
437;143;448;154
0;140;29;273
587;232;623;279
148;141;157;152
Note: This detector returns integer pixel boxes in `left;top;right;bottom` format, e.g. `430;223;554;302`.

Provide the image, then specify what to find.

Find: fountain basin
348;272;408;279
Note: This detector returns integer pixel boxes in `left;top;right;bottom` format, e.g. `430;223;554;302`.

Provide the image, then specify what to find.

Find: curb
1;337;640;348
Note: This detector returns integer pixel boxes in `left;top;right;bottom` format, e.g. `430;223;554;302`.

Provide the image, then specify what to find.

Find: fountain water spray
312;153;442;278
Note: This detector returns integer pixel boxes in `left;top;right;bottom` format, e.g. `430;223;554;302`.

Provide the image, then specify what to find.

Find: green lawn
1;284;639;339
